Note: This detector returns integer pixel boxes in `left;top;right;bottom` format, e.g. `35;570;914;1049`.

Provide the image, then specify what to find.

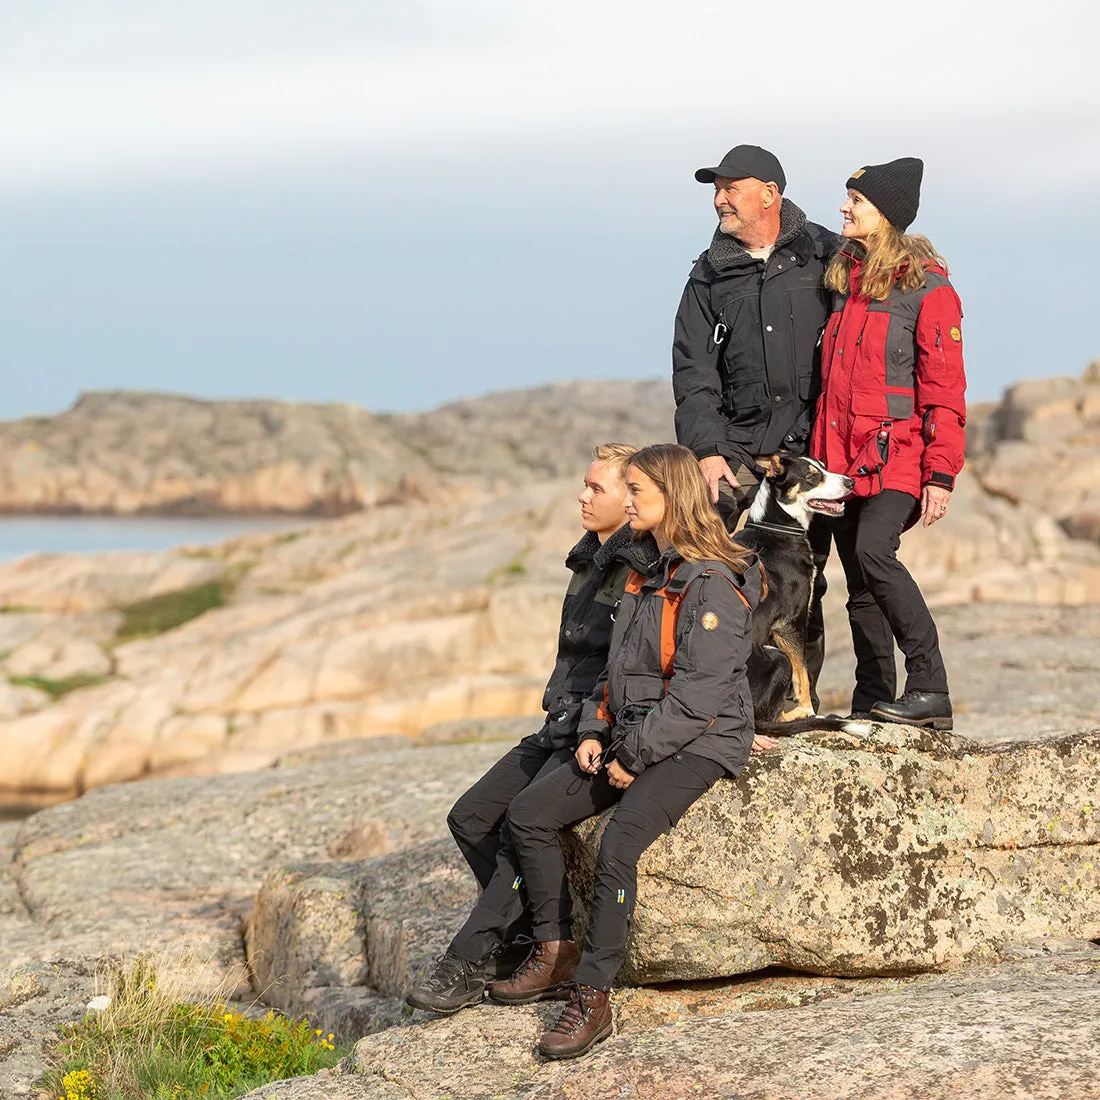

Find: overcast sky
2;0;1098;419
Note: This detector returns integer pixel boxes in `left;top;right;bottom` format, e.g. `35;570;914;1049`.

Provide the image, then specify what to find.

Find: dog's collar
742;519;806;537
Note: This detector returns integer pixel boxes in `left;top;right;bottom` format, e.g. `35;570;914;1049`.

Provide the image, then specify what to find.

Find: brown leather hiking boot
538;982;613;1059
486;939;580;1004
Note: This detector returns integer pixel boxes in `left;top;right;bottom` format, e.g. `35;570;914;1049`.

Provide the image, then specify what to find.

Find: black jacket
576;549;761;778
672;200;838;467
534;524;660;750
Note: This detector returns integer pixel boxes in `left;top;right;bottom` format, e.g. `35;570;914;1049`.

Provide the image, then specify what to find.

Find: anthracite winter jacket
673;200;837;467
534;524;660;750
576;548;761;777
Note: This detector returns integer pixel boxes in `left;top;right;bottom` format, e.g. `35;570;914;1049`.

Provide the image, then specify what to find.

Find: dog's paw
779;705;815;721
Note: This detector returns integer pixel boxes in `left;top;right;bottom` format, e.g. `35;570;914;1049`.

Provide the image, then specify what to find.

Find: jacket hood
646;547;763;610
701;199;813;275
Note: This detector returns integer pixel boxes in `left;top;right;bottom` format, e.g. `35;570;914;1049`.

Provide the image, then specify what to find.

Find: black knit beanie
846;157;923;231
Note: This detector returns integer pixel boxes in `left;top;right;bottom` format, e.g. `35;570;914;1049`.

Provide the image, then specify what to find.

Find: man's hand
751;734;779;753
920;485;952;527
606;760;635;789
698;455;740;504
575;738;604;774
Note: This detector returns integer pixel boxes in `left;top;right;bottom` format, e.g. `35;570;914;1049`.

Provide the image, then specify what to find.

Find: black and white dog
735;455;853;729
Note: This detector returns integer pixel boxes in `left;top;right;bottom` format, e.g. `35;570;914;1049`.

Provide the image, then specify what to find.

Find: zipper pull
935;324;942;348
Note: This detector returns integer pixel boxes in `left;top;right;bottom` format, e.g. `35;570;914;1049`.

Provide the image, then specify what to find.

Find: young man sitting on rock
406;443;660;1014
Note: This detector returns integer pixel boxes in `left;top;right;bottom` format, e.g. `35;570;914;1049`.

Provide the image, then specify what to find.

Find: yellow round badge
949;326;962;342
701;611;720;631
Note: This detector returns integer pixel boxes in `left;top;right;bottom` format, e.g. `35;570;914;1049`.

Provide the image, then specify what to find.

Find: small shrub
115;582;228;641
41;955;346;1100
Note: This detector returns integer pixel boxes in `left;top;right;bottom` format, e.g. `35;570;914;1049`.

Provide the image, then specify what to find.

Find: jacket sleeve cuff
613;740;645;775
576;721;610;745
694;442;753;469
692;442;726;460
923;471;956;491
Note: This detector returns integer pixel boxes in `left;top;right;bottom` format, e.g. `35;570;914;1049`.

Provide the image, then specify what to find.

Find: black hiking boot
406;951;490;1014
870;691;953;731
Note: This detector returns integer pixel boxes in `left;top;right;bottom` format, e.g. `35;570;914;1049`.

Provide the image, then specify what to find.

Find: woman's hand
752;734;778;753
920;485;952;527
605;760;635;789
575;738;604;774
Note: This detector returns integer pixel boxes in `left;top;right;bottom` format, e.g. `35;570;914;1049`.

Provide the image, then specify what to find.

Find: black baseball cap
694;145;786;193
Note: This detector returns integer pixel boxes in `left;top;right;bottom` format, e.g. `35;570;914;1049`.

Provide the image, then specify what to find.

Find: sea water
0;514;312;563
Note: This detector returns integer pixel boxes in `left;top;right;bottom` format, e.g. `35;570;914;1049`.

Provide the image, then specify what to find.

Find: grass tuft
115;582;228;642
41;954;347;1100
9;674;109;700
484;555;528;586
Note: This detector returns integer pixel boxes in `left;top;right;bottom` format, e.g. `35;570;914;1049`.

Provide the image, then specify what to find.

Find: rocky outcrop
244;727;1100;1028
3;739;505;983
246;840;477;1041
0;392;432;515
0;382;674;515
563;726;1100;981
972;360;1100;545
6;730;1100;1099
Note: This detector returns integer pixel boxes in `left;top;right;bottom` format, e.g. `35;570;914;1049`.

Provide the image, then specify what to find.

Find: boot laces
549;982;597;1036
423;951;472;992
490;933;535;962
508;940;549;981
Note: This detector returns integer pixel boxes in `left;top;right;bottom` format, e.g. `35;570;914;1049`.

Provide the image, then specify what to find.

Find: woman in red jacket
810;157;965;729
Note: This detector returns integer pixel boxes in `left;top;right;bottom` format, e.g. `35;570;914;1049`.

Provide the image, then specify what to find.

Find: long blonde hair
627;444;754;574
825;220;948;302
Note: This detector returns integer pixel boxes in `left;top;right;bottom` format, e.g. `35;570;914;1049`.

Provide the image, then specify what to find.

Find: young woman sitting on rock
485;442;763;1060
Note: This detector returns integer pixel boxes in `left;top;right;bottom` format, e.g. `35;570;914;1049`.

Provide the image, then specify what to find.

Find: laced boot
406;951;489;1014
486;939;579;1004
870;691;952;730
538;982;613;1059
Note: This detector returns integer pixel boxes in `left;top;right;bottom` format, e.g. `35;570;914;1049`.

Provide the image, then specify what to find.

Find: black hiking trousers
831;489;949;712
505;751;724;990
445;736;574;963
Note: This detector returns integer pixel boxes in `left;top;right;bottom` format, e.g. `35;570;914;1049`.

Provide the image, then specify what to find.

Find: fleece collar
705;198;809;273
594;524;660;573
566;525;661;574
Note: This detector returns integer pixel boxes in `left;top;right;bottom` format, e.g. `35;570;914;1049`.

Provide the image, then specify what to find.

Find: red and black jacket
809;255;967;500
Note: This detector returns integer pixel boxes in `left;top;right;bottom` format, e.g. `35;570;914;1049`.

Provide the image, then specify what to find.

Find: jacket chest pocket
865;298;920;406
849;309;912;419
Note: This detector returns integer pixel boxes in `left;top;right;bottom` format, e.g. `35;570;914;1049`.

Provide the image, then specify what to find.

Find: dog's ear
761;454;786;477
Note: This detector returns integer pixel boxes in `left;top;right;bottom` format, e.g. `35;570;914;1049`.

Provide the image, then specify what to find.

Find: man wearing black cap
672;143;837;701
